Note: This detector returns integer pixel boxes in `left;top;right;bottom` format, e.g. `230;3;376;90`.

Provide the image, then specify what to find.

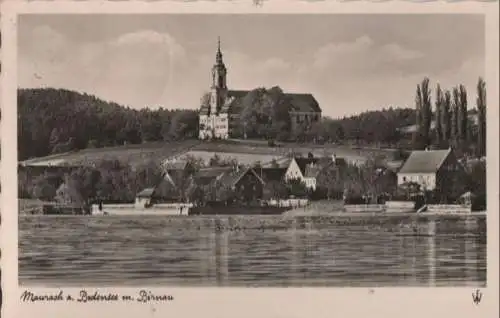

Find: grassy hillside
21;140;201;168
21;138;398;168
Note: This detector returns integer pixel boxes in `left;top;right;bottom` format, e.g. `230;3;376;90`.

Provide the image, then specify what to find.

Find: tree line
412;77;486;156
228;86;416;147
19;78;486;163
19;87;418;163
18;88;199;160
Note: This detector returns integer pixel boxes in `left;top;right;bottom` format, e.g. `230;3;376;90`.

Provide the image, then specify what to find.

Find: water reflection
426;219;436;286
19;215;487;287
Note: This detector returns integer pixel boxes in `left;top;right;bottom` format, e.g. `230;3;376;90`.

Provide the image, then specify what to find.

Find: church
198;38;322;140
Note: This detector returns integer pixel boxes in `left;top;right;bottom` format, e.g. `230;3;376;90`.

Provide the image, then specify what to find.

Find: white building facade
284;158;304;182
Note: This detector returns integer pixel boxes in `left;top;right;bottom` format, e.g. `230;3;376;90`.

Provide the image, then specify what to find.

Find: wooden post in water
427;219;436;286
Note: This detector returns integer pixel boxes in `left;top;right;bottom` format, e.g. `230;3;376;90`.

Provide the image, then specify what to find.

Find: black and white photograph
13;11;490;289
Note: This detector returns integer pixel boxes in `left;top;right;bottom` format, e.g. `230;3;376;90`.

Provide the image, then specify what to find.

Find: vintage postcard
1;0;499;318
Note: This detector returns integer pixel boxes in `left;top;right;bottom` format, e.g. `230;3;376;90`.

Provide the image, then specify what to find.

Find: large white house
397;148;459;191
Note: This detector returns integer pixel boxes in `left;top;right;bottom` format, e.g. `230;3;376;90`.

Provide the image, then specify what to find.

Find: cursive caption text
20;290;174;304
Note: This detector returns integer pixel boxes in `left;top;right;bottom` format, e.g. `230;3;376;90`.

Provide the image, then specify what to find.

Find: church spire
210;36;227;115
216;36;223;64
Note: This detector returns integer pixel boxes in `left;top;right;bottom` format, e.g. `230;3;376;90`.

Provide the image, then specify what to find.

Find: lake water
19;214;487;287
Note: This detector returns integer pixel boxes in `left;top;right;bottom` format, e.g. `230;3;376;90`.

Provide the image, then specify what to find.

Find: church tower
210;37;227;115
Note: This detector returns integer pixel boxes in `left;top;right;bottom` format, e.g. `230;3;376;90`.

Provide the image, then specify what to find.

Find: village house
191;166;265;204
134;158;198;207
257;154;342;191
134;170;182;207
162;158;196;187
397;148;461;192
198;38;322;140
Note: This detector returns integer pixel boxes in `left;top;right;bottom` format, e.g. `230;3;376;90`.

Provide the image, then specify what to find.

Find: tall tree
420;78;433;148
476;78;487;157
458;84;468;145
412;85;424;150
451;87;460;146
414;78;432;149
441;90;452;144
434;84;443;147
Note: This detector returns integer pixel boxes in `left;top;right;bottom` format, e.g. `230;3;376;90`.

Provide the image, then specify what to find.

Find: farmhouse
397;148;460;191
258;156;305;183
162;158;196;187
257;154;340;191
192;166;265;204
198;38;322;140
134;170;183;207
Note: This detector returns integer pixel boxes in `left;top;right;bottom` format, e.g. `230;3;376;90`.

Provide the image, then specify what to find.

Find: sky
18;14;485;118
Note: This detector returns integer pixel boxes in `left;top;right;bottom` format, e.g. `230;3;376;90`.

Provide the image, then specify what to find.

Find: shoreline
19;210;487;218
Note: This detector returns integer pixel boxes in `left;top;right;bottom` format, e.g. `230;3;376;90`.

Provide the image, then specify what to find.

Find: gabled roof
199;90;321;116
398;148;452;174
218;167;265;188
287;93;321;113
193;167;233;185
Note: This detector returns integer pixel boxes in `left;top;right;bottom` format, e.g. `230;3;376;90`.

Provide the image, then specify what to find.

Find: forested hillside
18;88;420;162
18;88;199;160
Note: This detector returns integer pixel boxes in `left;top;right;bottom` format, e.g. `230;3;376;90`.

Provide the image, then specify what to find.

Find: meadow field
20;139;398;168
20;140;201;167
